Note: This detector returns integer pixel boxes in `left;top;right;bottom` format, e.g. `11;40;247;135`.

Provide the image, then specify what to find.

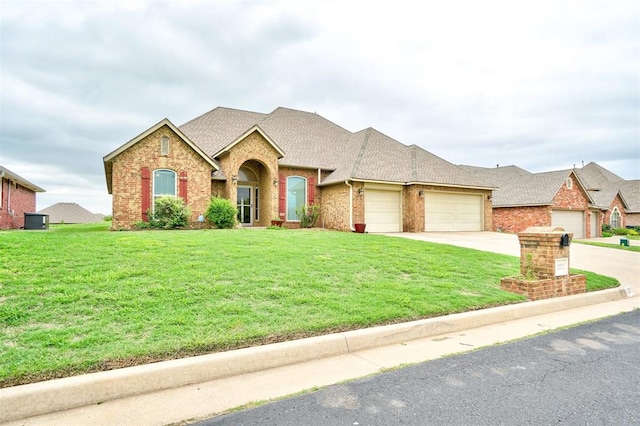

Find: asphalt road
195;310;640;425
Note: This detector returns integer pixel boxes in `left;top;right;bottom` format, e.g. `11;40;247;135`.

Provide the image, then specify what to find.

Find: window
287;176;306;221
153;169;176;204
160;136;170;155
238;167;257;182
610;207;621;229
566;177;573;189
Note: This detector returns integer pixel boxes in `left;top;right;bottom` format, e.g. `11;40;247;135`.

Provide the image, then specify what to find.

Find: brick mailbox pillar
501;226;586;300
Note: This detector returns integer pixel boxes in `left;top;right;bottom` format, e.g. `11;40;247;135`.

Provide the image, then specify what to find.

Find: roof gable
491;169;592;207
213;125;285;158
103;118;219;193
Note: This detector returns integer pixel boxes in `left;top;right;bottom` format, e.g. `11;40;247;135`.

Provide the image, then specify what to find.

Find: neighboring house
38;202;105;224
104;106;495;232
572;162;637;230
0;165;46;229
463;162;639;238
618;180;640;227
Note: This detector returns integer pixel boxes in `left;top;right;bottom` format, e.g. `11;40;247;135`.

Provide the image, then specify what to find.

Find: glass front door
237;186;252;225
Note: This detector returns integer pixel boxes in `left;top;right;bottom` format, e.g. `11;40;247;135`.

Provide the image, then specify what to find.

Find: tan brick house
104;107;495;231
463;162;639;238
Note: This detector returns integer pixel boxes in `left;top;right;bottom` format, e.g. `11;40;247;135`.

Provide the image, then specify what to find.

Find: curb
0;287;630;423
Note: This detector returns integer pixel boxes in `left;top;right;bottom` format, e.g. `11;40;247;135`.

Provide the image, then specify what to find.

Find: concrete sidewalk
2;233;638;425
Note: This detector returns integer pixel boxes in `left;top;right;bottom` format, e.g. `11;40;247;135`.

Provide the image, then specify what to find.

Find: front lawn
0;223;618;387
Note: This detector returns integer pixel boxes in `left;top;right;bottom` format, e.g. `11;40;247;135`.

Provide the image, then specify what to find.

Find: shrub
205;197;237;229
296;204;320;228
612;228;636;236
103;215;113;222
602;224;612;233
149;196;191;229
602;232;612;237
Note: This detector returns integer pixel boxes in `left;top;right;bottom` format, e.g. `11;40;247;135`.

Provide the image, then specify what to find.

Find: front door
237;186;252;225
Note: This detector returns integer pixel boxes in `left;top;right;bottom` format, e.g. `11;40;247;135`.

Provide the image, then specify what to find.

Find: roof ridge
351;128;373;177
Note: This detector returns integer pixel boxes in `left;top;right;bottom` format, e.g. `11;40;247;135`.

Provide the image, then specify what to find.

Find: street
195;310;640;425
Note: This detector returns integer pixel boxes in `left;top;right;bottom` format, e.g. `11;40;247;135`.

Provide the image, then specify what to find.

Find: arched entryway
235;161;274;227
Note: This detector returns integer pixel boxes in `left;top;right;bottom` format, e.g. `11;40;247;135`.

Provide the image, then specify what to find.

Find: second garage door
424;192;483;231
364;189;402;233
551;210;584;239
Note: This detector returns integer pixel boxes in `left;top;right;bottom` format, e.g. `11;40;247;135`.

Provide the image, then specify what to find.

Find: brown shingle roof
38;202;104;223
179;107;493;189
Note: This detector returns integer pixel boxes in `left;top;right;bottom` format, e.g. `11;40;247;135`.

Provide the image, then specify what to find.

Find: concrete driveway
384;232;640;294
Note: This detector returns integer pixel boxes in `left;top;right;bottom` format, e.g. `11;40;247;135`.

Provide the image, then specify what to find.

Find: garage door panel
365;190;401;233
552;210;584;239
425;192;483;232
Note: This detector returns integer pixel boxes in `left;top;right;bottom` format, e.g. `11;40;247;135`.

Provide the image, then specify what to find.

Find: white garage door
424;192;483;231
552;210;584;239
364;189;402;232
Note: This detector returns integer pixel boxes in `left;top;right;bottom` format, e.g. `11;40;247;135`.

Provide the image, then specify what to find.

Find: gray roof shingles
179;106;493;189
38;202;104;224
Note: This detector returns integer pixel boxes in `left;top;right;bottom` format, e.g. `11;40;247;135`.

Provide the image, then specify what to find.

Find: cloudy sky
1;0;638;214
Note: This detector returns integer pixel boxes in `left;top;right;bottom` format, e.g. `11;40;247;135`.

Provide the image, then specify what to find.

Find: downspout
7;179;12;216
345;180;355;232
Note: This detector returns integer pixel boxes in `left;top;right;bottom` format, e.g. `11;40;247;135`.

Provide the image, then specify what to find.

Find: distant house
103;106;495;232
463;162;639;238
0;165;46;229
38;202;105;224
573;162;638;229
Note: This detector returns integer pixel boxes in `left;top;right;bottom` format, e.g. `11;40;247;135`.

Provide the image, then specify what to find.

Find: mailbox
560;233;570;247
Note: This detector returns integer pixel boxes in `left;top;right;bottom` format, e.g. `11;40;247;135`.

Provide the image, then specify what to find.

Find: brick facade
493;172;595;237
110;125;215;230
319;182;351;231
494;206;549;233
0;178;37;229
216;131;280;227
602;194;626;229
107;126;494;232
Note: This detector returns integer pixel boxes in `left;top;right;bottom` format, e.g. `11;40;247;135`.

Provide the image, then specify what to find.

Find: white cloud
1;0;638;216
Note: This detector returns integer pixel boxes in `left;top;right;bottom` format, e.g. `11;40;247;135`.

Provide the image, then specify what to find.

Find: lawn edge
0;286;628;423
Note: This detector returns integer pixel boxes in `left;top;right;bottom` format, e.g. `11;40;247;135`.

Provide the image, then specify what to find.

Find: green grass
0;223;619;387
574;240;640;252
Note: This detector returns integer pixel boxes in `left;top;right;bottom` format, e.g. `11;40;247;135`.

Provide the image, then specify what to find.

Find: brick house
573;162;638;230
104;106;495;232
463;162;639;238
0;165;46;229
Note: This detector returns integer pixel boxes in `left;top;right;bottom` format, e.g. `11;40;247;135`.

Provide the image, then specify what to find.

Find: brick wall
500;228;586;300
0;178;37;229
602;194;626;229
110;125;215;230
493;206;549;233
319;182;353;232
500;274;586;301
217;131;280;226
